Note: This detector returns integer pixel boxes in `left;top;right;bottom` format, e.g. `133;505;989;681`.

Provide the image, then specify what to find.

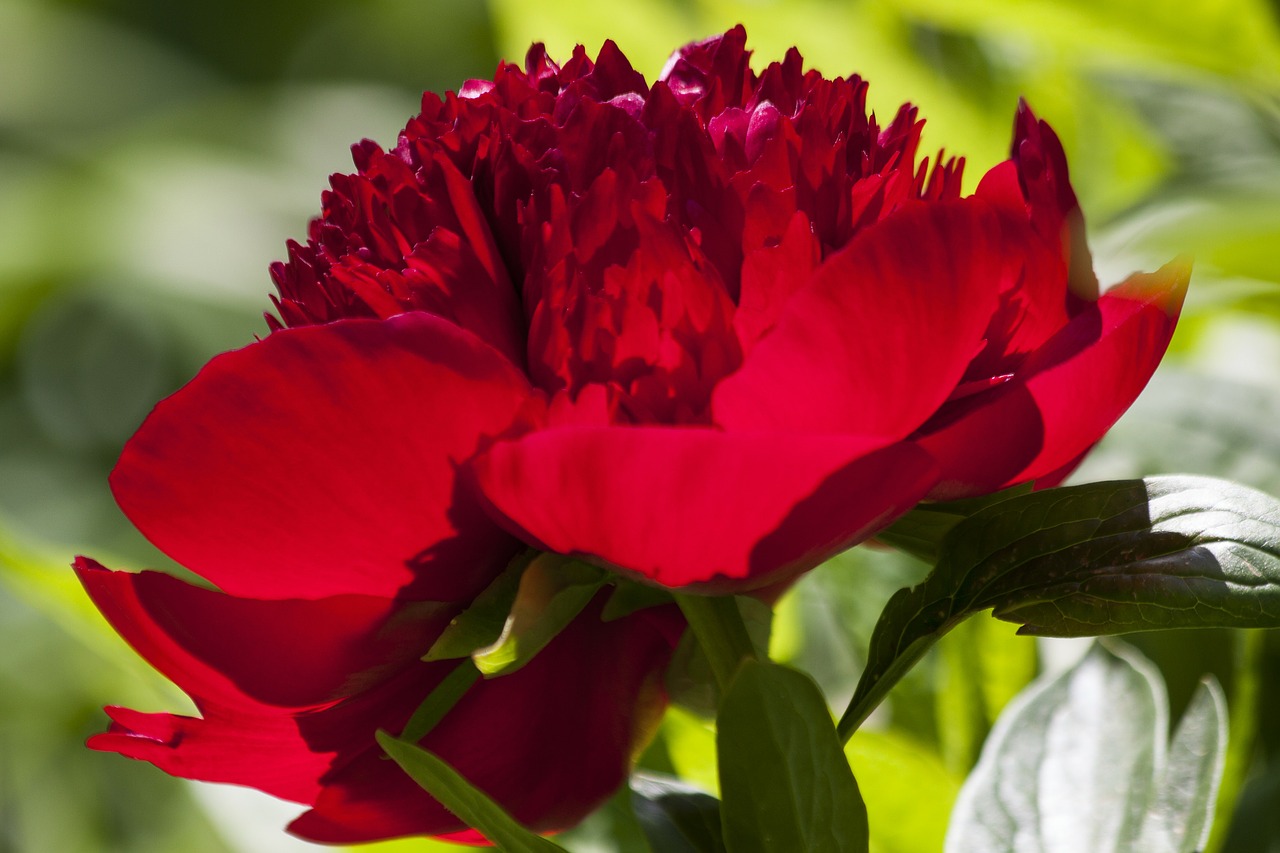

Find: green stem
674;593;759;693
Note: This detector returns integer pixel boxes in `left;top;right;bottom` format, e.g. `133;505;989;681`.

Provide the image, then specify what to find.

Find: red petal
919;259;1190;498
77;560;462;807
111;313;538;600
470;426;937;591
88;705;330;805
288;599;684;844
75;558;450;710
713;199;1003;439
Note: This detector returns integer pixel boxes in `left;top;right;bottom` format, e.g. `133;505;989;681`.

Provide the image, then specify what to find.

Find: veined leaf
839;475;1280;739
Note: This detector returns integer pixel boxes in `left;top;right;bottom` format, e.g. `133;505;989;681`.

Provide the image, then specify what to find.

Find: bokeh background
3;0;1280;850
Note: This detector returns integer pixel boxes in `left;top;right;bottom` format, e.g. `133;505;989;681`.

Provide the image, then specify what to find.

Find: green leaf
878;484;1033;564
399;660;479;743
631;774;726;853
944;641;1227;853
423;550;604;677
839;475;1280;740
375;732;569;853
717;660;869;853
471;556;606;677
424;551;532;662
1137;677;1228;851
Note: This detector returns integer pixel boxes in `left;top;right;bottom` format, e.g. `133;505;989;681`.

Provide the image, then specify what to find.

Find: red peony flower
80;26;1187;844
271;25;1186;592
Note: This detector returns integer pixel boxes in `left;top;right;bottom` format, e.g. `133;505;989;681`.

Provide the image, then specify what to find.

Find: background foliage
2;0;1280;850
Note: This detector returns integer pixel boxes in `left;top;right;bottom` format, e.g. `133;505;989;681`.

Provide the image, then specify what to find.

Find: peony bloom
270;26;1186;592
80;26;1186;844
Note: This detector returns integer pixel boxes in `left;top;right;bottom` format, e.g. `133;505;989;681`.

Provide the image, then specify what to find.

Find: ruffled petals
919;258;1190;498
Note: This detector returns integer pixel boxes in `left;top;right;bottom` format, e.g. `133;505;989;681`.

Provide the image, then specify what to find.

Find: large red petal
713;199;1003;439
288;599;684;844
469;426;937;591
919;259;1190;498
111;313;539;600
75;559;450;711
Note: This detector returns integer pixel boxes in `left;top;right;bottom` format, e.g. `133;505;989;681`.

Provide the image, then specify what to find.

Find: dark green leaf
631;774;726;853
717;660;868;853
945;641;1226;853
839;475;1280;739
879;484;1033;564
375;731;569;852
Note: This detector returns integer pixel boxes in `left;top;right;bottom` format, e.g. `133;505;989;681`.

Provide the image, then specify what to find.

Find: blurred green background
3;0;1280;850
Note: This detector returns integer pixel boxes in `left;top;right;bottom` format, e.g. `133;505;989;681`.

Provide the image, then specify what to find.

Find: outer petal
111;313;539;601
918;259;1190;499
75;558;450;710
713;199;1003;439
469;426;937;591
89;705;331;805
77;559;456;804
288;599;685;844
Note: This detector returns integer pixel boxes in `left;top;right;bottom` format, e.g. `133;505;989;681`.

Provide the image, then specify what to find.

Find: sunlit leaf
424;552;531;662
945;641;1226;853
471;556;606;677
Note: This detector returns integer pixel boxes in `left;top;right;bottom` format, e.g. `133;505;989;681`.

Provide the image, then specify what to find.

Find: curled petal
919;258;1190;498
88;705;331;805
470;426;937;591
111;313;539;600
75;558;450;710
